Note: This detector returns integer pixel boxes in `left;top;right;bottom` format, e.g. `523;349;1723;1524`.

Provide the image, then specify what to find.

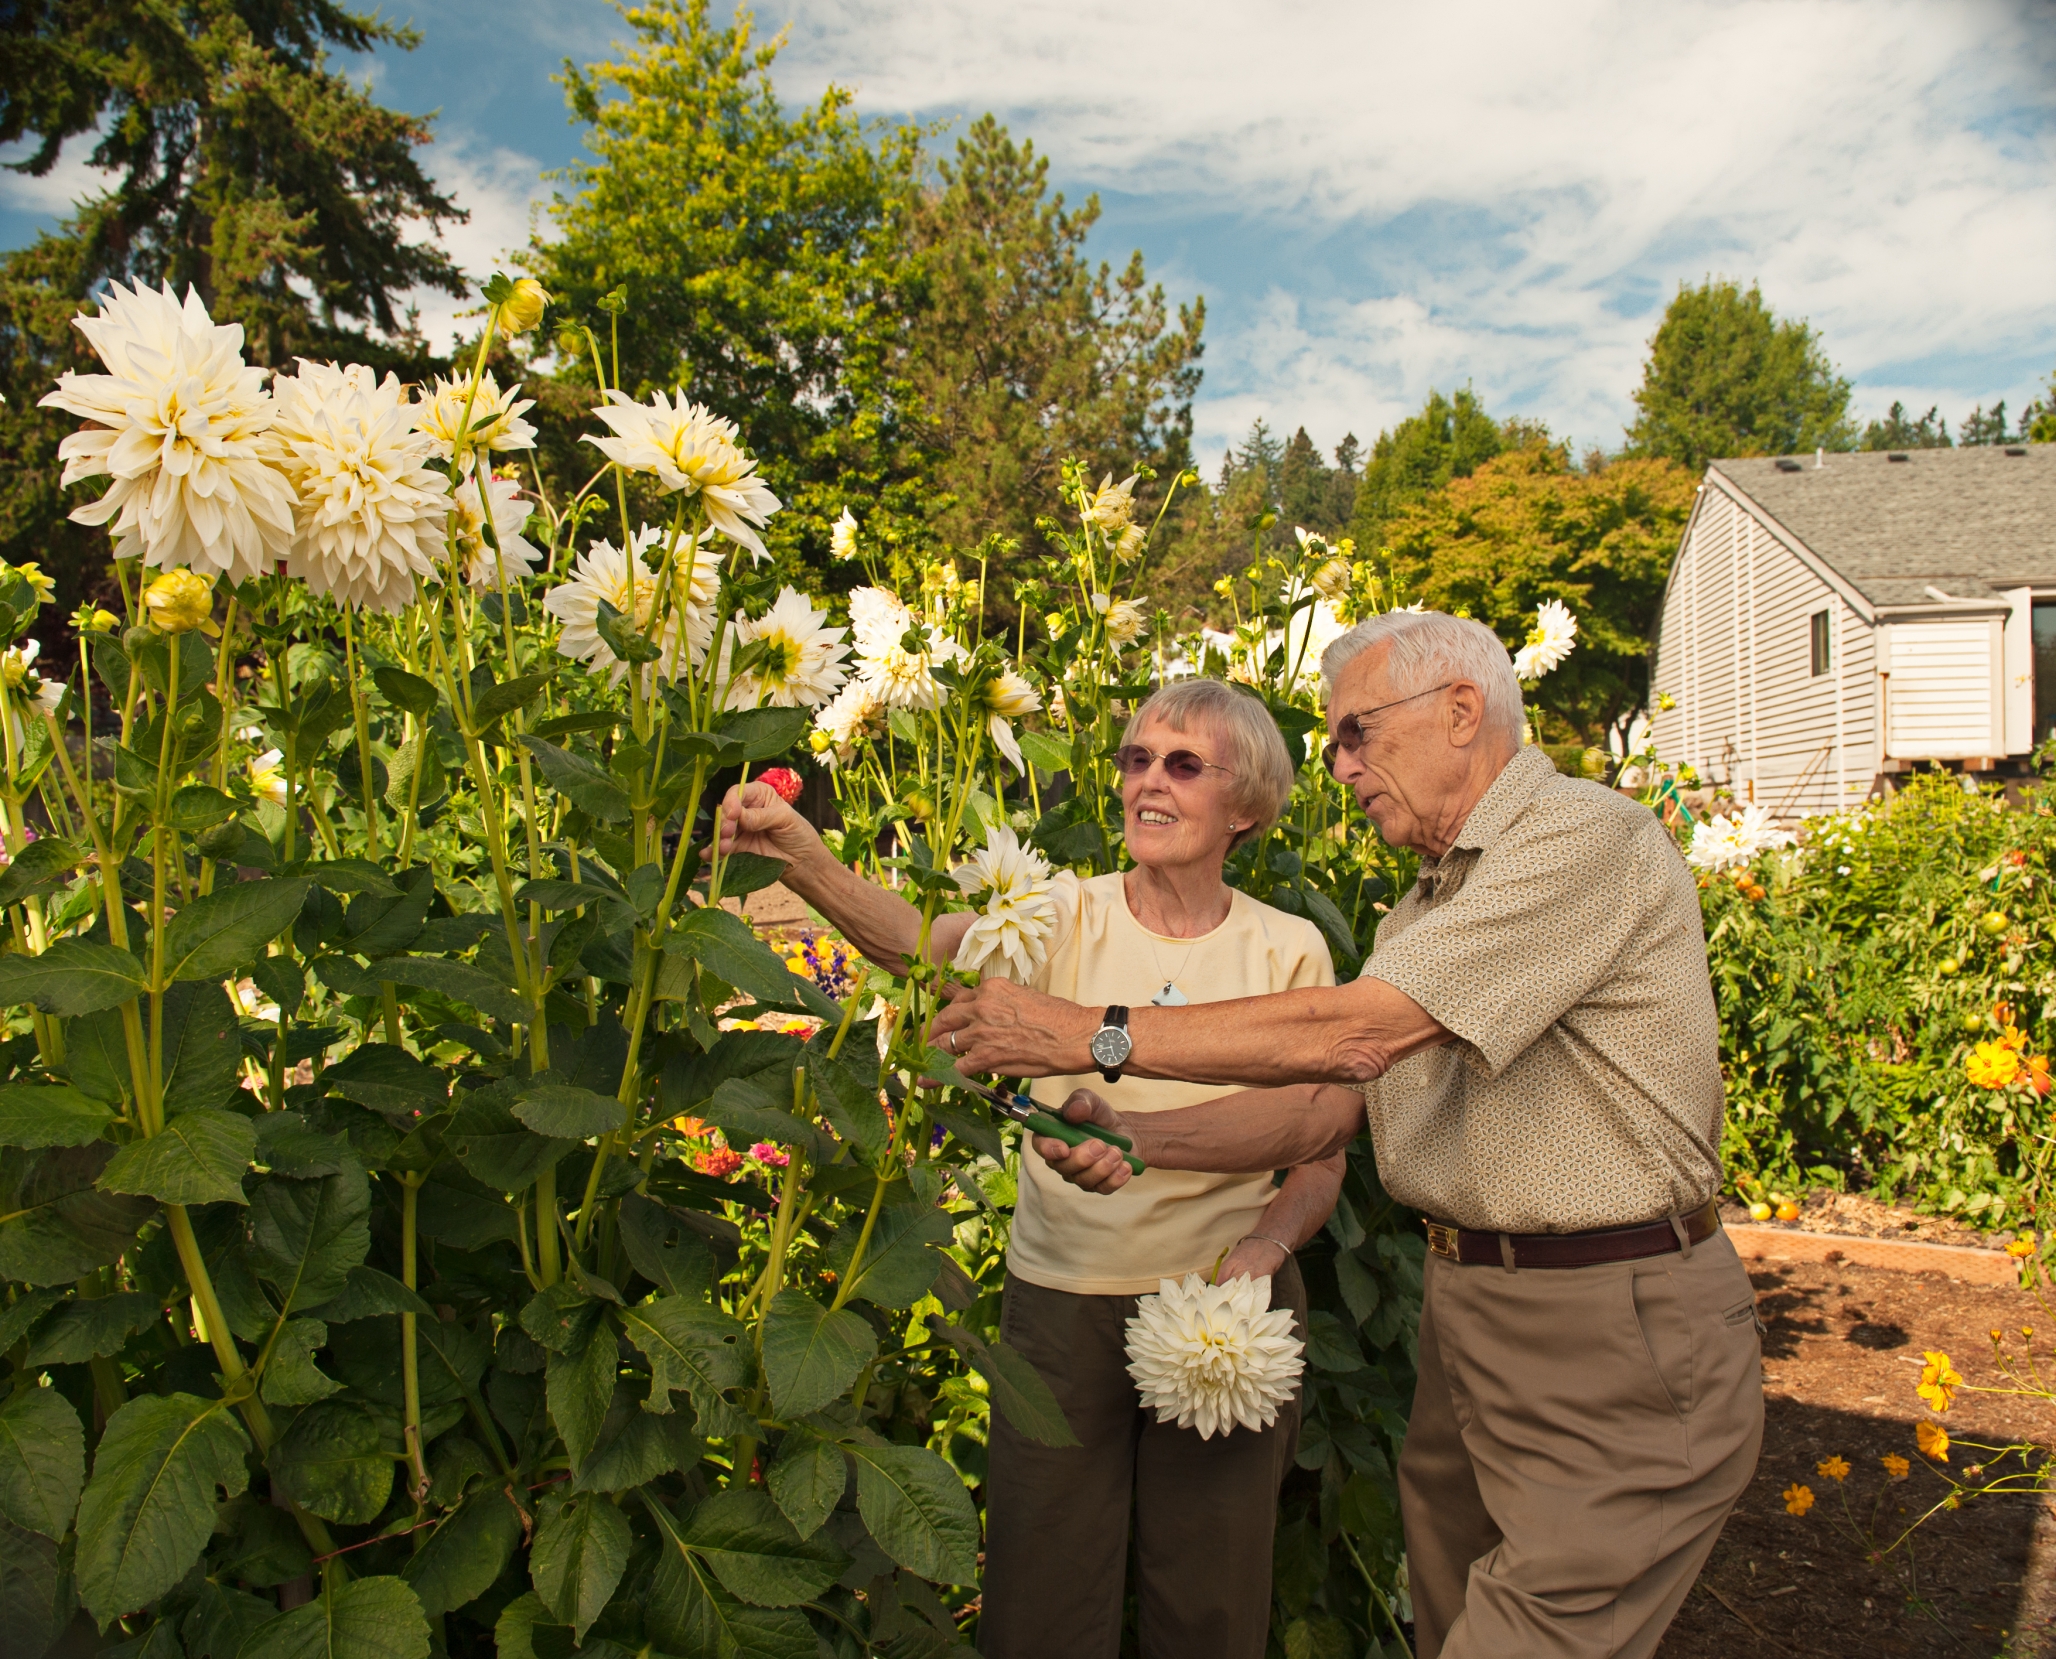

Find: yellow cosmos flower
1966;1040;2021;1089
144;568;220;637
1881;1452;1910;1479
1916;1419;1950;1462
1782;1483;1814;1516
1916;1349;1962;1413
1816;1455;1850;1482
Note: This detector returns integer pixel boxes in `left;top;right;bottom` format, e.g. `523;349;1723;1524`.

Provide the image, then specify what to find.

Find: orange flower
2009;1232;2038;1259
1994;1000;2015;1028
2029;1055;2052;1097
2000;1023;2031;1053
1916;1350;1962;1412
1881;1453;1910;1480
693;1147;743;1178
1916;1419;1950;1462
1782;1483;1815;1516
1816;1455;1851;1482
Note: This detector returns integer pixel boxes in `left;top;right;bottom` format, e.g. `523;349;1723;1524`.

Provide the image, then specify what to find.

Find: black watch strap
1097;1004;1130;1084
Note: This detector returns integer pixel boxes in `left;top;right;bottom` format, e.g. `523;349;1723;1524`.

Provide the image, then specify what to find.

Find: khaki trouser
1400;1229;1763;1658
978;1262;1308;1659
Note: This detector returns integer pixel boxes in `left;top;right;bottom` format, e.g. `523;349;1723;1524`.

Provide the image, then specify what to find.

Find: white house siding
1880;618;2003;759
1649;482;1878;818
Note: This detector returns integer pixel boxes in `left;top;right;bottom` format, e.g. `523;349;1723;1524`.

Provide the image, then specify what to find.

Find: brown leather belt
1423;1199;1721;1269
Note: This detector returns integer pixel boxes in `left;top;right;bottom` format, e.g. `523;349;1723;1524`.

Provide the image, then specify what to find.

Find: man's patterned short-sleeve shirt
1360;745;1724;1233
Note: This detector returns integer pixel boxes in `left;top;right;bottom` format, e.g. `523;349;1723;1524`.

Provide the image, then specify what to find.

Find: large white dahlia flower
1124;1272;1305;1439
951;826;1059;982
415;369;537;471
544;526;719;685
39;281;295;582
720;586;850;710
583;390;781;561
270;360;451;613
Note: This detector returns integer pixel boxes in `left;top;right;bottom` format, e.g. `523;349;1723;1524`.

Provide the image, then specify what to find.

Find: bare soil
1656;1257;2056;1659
1717;1190;2020;1252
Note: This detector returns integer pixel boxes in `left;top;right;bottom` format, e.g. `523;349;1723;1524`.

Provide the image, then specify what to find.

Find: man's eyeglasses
1321;683;1453;775
1111;744;1235;783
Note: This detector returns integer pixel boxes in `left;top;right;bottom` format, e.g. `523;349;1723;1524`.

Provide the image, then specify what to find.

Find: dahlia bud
498;279;550;337
144;568;220;637
759;766;804;805
74;605;119;635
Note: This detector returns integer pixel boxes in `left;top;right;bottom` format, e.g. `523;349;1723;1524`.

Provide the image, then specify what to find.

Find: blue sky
7;0;2055;467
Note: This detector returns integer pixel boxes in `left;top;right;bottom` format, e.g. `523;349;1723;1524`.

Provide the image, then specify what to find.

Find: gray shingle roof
1712;445;2056;608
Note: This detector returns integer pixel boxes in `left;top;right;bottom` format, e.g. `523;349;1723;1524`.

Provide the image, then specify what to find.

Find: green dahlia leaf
75;1393;250;1627
269;1401;393;1525
0;940;145;1016
760;1292;875;1420
234;1574;429;1659
680;1486;847;1608
846;1441;980;1584
0;1386;84;1540
0;1083;114;1149
99;1108;255;1206
400;1486;522;1619
162;878;313;982
528;1490;631;1642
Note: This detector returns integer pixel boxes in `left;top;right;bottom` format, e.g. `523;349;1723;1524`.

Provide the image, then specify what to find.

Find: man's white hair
1321;610;1526;747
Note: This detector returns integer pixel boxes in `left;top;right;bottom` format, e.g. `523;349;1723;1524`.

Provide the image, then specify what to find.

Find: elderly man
931;610;1762;1659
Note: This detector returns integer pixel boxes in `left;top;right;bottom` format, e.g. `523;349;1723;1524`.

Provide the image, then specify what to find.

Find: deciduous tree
1624;278;1853;470
1381;443;1697;741
1348;387;1503;552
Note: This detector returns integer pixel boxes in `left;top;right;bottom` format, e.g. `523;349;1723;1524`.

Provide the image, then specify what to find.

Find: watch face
1089;1025;1133;1068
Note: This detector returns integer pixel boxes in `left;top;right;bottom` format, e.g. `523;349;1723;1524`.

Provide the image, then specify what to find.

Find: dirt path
1657;1257;2056;1659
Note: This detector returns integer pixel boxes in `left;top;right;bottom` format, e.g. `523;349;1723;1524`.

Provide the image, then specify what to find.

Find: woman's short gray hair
1321;611;1526;746
1122;679;1296;849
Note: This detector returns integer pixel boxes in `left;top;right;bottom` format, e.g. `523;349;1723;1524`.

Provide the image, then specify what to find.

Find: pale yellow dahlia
270;360;451;613
1083;471;1139;533
720;586;850;710
451;472;543;589
811;679;885;767
1512;598;1578;681
544;526;719;686
979;669;1043;773
830;507;860;563
40;281;295;582
414;369;537;472
583;390;781;561
1124;1272;1305;1439
951;827;1059;982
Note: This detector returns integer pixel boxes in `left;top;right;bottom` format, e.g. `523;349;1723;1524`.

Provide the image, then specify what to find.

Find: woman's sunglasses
1320;682;1453;775
1111;744;1235;782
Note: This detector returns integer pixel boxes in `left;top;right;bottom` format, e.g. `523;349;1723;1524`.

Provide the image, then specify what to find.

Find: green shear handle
1020;1107;1146;1177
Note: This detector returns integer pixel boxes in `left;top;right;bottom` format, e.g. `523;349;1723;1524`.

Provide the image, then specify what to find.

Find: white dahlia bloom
414;369;537;471
811;678;886;767
1512;598;1578;681
544;526;719;686
848;586;915;656
40;281;295;582
1092;591;1148;646
248;748;289;807
830;507;860;563
720;586;850;710
1686;804;1796;873
583;390;781;561
979;669;1043;774
452;472;543;589
1125;1272;1306;1439
270;360;451;613
1083;472;1138;532
951;826;1059;982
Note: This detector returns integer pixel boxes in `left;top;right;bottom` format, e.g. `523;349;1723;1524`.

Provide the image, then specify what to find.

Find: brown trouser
978;1261;1308;1659
1401;1230;1764;1658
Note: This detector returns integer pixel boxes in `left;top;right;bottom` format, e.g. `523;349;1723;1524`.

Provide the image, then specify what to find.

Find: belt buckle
1425;1222;1459;1260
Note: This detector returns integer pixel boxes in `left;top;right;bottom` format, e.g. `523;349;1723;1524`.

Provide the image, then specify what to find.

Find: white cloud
770;0;2056;455
397;137;559;356
0;142;116;220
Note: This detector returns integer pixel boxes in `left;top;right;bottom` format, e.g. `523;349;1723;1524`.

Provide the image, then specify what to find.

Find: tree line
2;1;2050;749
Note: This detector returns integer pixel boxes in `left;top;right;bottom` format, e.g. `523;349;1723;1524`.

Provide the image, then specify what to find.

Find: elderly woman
717;677;1340;1659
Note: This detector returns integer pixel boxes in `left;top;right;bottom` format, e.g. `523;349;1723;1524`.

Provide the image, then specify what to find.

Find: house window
1809;609;1831;676
2034;601;2056;745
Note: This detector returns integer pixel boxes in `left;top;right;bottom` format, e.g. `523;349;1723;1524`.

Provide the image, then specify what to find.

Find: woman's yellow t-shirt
1002;870;1336;1295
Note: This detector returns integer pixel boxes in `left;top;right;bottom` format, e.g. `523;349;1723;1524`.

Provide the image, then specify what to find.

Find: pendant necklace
1136;898;1205;1007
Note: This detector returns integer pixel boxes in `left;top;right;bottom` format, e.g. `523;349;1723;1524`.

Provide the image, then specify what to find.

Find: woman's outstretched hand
719;779;824;870
1029;1087;1140;1193
932;978;1097;1077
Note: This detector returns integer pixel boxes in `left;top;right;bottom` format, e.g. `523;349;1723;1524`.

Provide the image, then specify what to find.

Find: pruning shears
927;1074;1147;1176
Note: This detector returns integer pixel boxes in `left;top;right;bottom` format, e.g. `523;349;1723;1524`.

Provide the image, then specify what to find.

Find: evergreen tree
1860;402;1952;450
2025;371;2056;444
901;115;1203;571
0;0;465;620
1623;277;1853;470
1348;387;1503;552
1959;401;2012;447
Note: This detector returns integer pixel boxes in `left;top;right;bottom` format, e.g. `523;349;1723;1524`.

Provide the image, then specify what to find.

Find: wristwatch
1089;1005;1132;1084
